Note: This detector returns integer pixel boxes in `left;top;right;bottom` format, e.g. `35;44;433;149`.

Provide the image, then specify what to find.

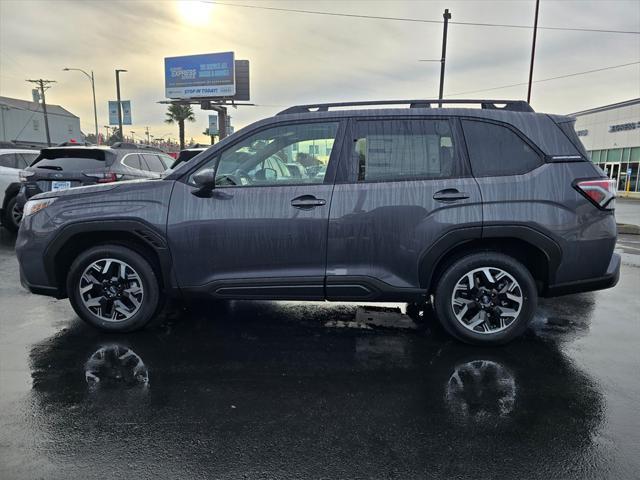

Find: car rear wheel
433;252;537;345
3;196;21;232
67;244;161;332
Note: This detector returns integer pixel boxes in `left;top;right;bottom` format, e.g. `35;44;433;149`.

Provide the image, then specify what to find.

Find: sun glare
176;0;213;26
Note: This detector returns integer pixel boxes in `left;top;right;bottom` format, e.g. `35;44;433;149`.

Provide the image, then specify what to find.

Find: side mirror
193;168;216;188
191;168;216;197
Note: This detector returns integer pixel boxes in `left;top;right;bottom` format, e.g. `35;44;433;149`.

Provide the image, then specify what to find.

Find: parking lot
0;228;639;479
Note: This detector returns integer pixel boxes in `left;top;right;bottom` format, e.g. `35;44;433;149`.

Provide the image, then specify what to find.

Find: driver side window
210;122;339;187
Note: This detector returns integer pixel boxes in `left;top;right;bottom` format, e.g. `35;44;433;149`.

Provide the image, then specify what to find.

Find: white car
0;148;39;231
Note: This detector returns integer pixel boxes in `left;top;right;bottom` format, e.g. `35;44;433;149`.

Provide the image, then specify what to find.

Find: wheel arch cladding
419;227;561;294
45;220;172;297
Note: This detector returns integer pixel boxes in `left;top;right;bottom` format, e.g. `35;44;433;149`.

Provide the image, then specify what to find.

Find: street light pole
63;67;99;144
115;69;127;142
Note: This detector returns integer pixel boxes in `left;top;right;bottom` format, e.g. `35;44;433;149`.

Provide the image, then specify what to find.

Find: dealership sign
165;52;235;99
108;100;132;125
609;121;640;133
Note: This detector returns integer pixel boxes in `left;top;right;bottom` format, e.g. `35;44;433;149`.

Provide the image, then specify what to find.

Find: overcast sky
0;0;639;143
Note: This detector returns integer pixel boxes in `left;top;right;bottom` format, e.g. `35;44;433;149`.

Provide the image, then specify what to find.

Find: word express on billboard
165;52;235;99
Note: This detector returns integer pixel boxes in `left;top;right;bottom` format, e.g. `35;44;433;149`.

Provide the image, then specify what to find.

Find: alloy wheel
79;258;144;322
11;201;22;227
450;267;523;334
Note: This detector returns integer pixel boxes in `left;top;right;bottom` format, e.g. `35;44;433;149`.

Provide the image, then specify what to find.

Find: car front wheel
3;196;22;232
433;252;537;345
67;244;161;332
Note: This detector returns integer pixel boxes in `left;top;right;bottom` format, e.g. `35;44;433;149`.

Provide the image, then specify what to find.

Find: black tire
433;252;537;346
67;244;162;332
3;195;21;232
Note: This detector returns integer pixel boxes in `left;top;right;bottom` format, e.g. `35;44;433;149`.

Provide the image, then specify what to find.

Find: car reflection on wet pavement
1;229;639;480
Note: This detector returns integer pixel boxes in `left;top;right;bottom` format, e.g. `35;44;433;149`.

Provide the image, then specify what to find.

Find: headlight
23;198;56;217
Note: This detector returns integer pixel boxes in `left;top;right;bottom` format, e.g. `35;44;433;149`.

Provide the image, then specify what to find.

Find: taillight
83;171;121;183
575;179;616;210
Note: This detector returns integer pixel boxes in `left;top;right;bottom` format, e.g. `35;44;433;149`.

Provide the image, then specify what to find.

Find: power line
205;1;640;35
447;61;640;97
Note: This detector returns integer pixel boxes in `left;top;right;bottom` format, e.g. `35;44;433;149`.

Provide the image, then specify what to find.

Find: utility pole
27;79;56;146
527;0;540;104
115;69;127;141
438;9;452;106
145;126;150;144
104;125;110;143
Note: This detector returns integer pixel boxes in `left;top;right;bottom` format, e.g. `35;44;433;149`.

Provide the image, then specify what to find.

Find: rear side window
32;149;108;171
556;120;589;158
461;120;542;177
354;119;458;182
122;153;142;170
18;153;38;167
142;154;166;173
0;153;19;169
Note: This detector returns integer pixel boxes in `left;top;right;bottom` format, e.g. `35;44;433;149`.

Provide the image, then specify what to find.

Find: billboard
165;52;235;99
108;100;132;125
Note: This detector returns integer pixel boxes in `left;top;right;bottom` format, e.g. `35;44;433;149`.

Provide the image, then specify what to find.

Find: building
0;95;83;147
571;98;640;193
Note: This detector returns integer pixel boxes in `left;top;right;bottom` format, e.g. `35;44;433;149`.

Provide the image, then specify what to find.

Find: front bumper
544;253;621;297
19;261;61;298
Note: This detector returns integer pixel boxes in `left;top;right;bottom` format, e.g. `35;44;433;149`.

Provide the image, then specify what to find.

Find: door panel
326;117;482;297
167;182;333;296
167;120;344;297
327;178;482;294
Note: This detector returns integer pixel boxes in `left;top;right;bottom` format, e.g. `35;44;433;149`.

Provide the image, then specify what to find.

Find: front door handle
433;189;470;202
291;195;327;209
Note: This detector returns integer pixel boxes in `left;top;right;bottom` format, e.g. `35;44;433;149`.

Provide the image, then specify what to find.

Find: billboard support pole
217;107;227;140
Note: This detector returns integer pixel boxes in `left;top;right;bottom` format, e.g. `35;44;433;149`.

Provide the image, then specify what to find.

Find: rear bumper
543;253;620;297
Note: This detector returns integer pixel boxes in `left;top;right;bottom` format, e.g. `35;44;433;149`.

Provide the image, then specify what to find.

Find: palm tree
165;104;196;150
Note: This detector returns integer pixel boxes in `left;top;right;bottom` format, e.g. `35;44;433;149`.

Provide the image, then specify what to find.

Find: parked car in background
0;148;39;231
169;146;207;170
15;99;619;345
16;143;174;211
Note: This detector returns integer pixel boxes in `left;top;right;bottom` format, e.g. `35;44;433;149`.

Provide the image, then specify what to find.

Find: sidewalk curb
617;223;640;235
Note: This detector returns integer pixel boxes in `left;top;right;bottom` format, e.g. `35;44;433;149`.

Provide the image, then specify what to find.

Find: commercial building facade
571;98;640;193
0;96;82;147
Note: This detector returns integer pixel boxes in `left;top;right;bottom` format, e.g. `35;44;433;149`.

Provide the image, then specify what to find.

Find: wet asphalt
0;229;639;480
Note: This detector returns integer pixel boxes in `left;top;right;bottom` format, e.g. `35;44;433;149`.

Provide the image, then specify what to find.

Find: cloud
1;0;638;143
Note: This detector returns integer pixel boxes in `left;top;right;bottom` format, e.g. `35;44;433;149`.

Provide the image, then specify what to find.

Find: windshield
31;149;111;171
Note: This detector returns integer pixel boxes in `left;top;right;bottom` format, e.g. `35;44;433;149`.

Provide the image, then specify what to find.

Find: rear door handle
291;195;327;209
433;189;470;202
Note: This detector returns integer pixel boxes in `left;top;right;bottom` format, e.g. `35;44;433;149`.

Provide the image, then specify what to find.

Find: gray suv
15;100;620;345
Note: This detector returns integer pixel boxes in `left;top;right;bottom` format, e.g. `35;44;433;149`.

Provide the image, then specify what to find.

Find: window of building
607;148;623;163
354;119;457;182
461;120;542;177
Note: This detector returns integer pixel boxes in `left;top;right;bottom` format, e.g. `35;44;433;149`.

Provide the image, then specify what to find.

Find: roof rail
277;99;534;115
